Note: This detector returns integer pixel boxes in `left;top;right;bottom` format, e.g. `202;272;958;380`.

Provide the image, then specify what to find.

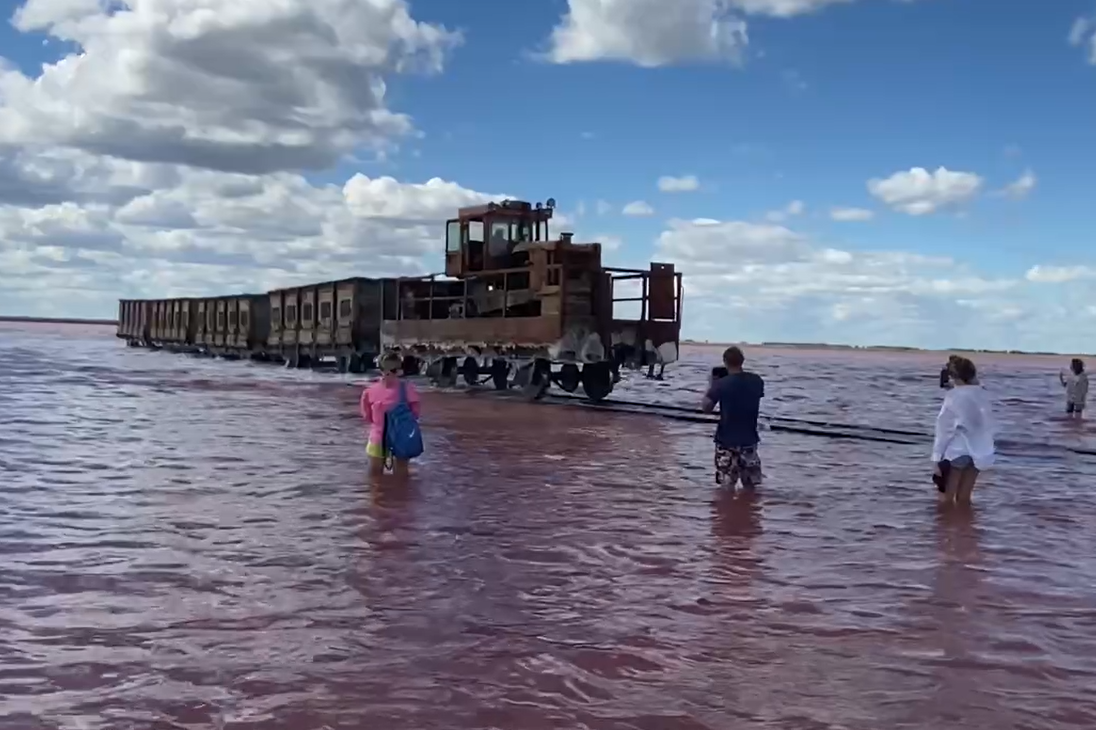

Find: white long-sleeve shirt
931;385;996;470
1063;371;1089;406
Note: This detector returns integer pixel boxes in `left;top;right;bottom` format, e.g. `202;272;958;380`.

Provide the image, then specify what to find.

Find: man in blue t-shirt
701;346;765;490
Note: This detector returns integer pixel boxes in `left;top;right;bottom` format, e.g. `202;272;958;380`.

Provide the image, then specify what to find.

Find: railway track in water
434;380;1096;459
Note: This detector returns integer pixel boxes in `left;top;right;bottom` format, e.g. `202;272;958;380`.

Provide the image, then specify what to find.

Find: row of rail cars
117;199;684;401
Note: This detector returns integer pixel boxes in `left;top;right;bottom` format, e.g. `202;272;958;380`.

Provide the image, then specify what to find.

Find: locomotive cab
445;198;558;277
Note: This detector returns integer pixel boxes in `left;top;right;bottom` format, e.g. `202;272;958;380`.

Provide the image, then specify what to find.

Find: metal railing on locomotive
386;264;682;397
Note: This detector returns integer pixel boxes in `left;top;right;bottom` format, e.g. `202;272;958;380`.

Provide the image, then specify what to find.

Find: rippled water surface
3;322;1096;730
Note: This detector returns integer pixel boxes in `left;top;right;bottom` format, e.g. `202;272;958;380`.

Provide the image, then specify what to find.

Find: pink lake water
2;321;1095;730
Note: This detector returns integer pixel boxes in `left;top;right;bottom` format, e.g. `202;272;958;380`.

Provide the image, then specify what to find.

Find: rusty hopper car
115;295;266;356
118;300;154;346
381;198;683;402
267;277;386;371
207;294;269;357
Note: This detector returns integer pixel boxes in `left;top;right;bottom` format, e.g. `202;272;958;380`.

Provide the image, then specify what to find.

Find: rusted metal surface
267;292;283;348
316;283;334;346
646;263;677;321
382;316;560;349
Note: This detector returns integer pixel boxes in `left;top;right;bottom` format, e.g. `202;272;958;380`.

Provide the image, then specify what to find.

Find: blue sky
1;0;1095;351
389;0;1088;271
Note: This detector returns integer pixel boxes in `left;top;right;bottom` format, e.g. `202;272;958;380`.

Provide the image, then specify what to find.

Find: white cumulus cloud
622;200;654;216
546;0;748;67
1000;169;1037;200
765;199;805;222
867;166;984;216
1;0;460;174
1069;16;1096;64
829;206;874;221
658;175;700;192
543;0;871;67
1025;265;1096;284
648;216;1093;350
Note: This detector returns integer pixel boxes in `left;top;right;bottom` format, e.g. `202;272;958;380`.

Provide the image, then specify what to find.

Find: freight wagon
265;277;389;371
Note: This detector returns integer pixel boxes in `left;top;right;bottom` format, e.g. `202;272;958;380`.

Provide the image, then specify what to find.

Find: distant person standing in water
701;346;765;491
1060;358;1089;418
931;357;995;506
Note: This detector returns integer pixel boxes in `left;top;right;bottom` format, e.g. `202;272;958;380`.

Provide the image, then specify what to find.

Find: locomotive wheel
512;362;533;389
557;363;581;393
461;356;480;387
522;358;551;401
439;356;458;388
425;358;443;383
581;362;613;403
490;359;510;390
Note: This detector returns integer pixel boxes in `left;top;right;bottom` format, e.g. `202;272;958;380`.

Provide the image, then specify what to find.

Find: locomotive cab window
272;306;281;327
319;301;332;320
302;302;313;322
217;311;225;328
468;221;484;243
286;305;296;324
338;299;352;318
446;220;461;252
228;310;237;327
489;221;512;257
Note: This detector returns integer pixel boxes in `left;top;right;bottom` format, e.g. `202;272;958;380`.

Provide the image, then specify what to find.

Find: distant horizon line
681;339;1091;358
0;317;1086;358
0;315;119;326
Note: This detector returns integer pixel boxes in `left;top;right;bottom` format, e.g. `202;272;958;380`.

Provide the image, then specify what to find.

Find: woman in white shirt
1059;358;1088;418
931;357;996;506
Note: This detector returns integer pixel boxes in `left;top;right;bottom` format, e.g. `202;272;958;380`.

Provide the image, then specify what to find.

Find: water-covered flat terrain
3;322;1095;730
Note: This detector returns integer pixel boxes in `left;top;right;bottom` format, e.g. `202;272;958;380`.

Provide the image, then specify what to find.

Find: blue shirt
705;371;765;448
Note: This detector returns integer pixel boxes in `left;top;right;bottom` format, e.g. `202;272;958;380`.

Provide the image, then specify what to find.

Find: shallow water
2;323;1096;730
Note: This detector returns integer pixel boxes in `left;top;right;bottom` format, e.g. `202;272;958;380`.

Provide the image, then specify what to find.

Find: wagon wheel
490;359;510;390
401;354;421;377
581;362;613;403
425;357;442;383
461;356;480;387
556;363;581;393
521;359;551;401
439;356;458;388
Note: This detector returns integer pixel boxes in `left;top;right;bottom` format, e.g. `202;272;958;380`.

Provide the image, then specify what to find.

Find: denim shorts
934;455;975;492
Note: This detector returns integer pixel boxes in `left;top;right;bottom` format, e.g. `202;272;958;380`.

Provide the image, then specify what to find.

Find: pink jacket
360;378;421;445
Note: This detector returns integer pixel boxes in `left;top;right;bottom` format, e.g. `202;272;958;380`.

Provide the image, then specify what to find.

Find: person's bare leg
956;468;979;505
939;466;962;506
393;459;410;480
368;456;386;479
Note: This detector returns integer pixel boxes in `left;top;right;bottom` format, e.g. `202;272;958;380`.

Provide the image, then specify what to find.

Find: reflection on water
3;322;1096;729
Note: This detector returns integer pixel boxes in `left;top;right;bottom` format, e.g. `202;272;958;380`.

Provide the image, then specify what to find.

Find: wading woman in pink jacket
360;352;421;478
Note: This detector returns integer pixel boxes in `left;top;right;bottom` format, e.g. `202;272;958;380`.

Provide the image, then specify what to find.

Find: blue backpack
383;381;424;462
